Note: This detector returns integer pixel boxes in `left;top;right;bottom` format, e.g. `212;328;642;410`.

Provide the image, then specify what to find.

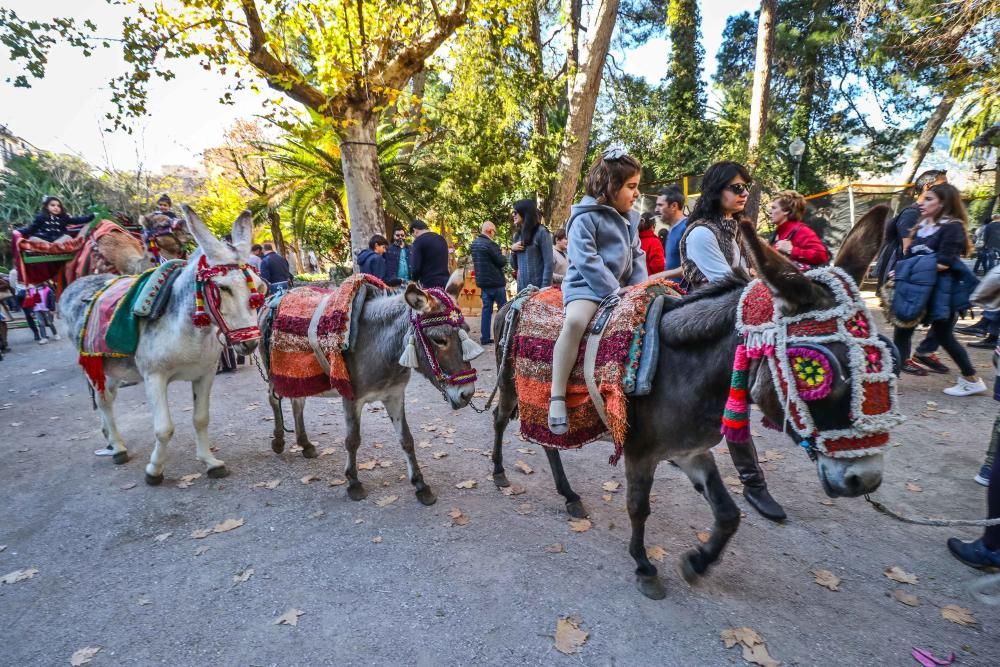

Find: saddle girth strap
306;292;336;377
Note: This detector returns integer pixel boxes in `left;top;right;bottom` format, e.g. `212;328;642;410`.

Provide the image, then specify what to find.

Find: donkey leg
544;448;587;518
95;382;130;465
384;390;435;506
342;398;367;501
673;452;741;584
268;391;286;454
291;398;317;458
144;374;173;485
491;388;518;488
192;373;227;478
625;453;666;599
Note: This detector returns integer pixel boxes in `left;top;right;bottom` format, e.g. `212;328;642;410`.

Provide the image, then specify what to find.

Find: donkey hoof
112;451;129;465
145;472;164;486
678;548;708;584
415;487;437;506
207;465;229;479
493;472;510;488
636;574;667;600
301;444;318;459
565;500;588;519
270;439;285;454
347;483;367;501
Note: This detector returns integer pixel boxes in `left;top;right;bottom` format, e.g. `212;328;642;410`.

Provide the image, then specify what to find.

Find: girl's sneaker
53;333;61;341
37;338;48;345
943;376;987;396
974;465;992;487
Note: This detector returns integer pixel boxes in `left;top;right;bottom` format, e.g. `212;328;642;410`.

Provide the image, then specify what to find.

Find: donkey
61;205;264;483
264;284;482;506
140;213;194;262
489;208;896;599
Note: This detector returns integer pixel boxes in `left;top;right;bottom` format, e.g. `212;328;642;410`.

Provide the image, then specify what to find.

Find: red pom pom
249;293;265;309
192;312;211;327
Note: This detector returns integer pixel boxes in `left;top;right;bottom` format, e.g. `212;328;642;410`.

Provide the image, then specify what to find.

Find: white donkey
61;205;264;483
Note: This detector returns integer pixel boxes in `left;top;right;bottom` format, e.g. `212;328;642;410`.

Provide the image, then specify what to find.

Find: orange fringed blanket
269;274;387;399
512;280;681;464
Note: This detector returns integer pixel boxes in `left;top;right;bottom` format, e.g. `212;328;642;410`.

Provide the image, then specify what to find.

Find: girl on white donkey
60;206;264;483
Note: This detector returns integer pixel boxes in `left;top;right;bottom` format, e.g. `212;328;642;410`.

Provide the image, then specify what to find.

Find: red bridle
192;255;264;345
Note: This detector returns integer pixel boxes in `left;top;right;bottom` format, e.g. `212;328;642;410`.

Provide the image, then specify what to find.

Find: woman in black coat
17;196;95;243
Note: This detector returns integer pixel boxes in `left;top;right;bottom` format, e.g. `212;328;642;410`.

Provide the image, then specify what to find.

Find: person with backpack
768;191;829;270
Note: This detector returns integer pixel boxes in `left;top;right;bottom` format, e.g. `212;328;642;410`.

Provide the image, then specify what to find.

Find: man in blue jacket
357;234;389;281
470;221;507;344
383;226;410;286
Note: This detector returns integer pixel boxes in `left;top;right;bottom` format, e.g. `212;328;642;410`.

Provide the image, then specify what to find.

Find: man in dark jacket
384;226;410;286
259;242;294;293
357;234;389;281
409;219;450;289
470;221;508;344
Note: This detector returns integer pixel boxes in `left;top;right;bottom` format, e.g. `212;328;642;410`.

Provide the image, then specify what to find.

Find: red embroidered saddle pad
77;275;137;394
513;279;681;464
269;274;386;400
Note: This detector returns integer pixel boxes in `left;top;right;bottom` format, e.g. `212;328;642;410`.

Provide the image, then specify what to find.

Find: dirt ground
1;307;999;666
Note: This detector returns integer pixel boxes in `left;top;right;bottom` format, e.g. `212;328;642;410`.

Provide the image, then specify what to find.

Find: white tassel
459;328;484;360
398;333;419;368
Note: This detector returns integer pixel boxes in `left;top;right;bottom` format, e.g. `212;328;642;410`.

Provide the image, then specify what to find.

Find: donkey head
402;283;481;409
140;212;194;259
738;207;898;498
183;205;264;355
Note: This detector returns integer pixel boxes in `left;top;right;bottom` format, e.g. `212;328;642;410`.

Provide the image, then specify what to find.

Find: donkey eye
220;285;232;294
431;336;448;347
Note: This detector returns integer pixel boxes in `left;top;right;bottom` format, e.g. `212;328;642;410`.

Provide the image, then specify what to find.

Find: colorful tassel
721;343;752;443
458;328;484;361
398;334;419;368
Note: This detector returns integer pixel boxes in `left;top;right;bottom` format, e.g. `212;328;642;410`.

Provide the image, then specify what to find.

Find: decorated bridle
397;287;481;388
191;255;265;345
145;217;191;262
723;267;903;459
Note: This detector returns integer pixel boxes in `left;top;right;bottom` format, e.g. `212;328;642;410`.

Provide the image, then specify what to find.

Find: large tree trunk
744;0;777;223
547;0;621;229
339;114;387;267
900;92;957;185
564;0;581;98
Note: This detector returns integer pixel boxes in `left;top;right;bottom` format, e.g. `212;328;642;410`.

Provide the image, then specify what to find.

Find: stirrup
548;395;569;435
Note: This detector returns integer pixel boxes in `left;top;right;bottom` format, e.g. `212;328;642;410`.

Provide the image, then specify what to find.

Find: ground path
1;310;998;665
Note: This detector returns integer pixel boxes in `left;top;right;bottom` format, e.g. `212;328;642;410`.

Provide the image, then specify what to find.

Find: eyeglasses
725;183;751;196
602;147;627;161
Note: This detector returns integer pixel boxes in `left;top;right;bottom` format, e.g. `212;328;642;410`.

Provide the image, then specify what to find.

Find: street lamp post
790;138;806;190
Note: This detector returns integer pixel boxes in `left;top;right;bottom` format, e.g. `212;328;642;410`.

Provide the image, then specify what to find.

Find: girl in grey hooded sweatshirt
549;149;647;434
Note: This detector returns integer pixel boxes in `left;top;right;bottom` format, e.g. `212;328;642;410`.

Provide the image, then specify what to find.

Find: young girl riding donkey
548;149;648;434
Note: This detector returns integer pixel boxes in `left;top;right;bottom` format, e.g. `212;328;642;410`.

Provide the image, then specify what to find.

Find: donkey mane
357;290;411;360
659;273;749;346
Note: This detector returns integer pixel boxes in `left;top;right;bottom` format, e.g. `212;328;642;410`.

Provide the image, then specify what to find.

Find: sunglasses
725;183;751;196
602;147;627;161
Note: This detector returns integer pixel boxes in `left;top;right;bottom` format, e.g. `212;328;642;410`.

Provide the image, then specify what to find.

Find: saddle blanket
269;274;387;400
513;279;682;464
78;275;137;394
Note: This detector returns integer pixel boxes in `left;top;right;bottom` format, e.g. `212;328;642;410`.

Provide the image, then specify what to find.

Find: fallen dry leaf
743;642;780;667
646;545;667;562
300;474;320;485
254;479;281;490
176;473;201;489
601;481;621;492
514;502;533;515
120;482;137;490
448;508;469;526
70;646;101;666
568;518;592;532
819;499;835;506
514;460;534;475
138;597;152;606
273;608;304;626
545;543;565;553
152;532;172;543
905;482;923;493
194;546;209;556
357;460;378;471
697;531;711;544
516;447;535;455
417;440;432;449
371;536;383;544
191;517;245;539
432;451;448;460
812;569;841;591
500;484;526;496
328;478;346;487
720;627;779;667
1;568;38;585
310;510;325;519
375;495;399;508
377;459;392;468
602;494;613;502
941;604;976;626
455;479;477;489
233;567;254;584
892;589;920;607
319;447;336;457
554;615;589;655
884;566;918;585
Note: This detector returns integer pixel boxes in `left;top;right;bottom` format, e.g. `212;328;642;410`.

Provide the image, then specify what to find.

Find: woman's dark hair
922;183;972;255
584;151;641;205
39;196;66;217
553;228;566;243
639;211;657;232
689;161;752;222
513;199;541;245
658;228;669;244
368;234;388;250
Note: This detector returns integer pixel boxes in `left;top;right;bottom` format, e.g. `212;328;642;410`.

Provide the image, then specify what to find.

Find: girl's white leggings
550;299;600;399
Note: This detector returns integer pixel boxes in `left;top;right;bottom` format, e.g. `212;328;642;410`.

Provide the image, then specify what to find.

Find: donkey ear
834;204;890;285
444;269;463;300
181;204;229;263
403;283;438;314
230;210;254;260
739;219;824;310
138;214;151;230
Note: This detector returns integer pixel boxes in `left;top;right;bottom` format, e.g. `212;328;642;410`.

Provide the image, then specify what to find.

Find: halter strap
408;287;478;387
192;255;264;345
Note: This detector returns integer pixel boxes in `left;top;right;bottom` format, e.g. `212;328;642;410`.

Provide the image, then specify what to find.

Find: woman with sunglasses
548;148;648;435
678;160;786;522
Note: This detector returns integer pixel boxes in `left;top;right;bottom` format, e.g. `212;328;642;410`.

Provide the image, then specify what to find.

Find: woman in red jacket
769;191;829;270
638;212;665;275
